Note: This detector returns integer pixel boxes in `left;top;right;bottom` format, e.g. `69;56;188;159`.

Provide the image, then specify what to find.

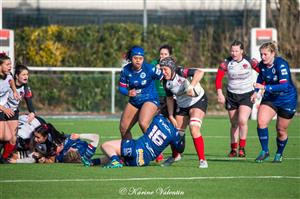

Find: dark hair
0;53;10;65
35;123;66;146
231;40;244;50
14;64;29;80
159;44;173;55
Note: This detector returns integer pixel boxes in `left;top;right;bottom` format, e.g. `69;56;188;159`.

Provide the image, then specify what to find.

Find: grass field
0;116;299;199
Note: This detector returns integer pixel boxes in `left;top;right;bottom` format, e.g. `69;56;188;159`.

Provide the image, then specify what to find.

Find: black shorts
225;90;254;110
0;110;19;121
176;94;208;116
261;101;295;119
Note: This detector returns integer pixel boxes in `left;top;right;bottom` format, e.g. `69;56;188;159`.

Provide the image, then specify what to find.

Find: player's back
136;115;184;163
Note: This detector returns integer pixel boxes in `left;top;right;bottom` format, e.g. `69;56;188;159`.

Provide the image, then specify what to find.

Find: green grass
0;116;299;199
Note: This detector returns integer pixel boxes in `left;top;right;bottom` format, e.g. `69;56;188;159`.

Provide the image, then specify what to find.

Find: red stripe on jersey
182;68;189;78
119;82;127;88
25;90;32;98
279;79;287;83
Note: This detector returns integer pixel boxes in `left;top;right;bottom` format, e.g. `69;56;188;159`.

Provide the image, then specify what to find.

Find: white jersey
5;84;25;111
221;57;257;94
0;74;13;106
164;68;205;108
18;115;43;140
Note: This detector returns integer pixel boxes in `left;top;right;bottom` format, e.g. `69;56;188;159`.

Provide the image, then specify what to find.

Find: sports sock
192;136;205;160
110;155;120;162
231;142;238;150
2;143;16;159
257;127;269;152
83;144;96;160
276;137;288;155
91;158;101;166
239;139;246;148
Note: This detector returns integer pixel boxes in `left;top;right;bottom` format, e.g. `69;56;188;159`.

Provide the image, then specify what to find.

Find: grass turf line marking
1;176;299;183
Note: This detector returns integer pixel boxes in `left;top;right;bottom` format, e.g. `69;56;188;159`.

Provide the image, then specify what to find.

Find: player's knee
189;117;202;128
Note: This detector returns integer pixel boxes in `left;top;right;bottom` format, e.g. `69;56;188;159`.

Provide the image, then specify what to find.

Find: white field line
1;176;299;183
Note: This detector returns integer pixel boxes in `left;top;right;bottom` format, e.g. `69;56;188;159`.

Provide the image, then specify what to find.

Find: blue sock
276;137;288;155
91;158;101;165
83;144;96;160
257;127;269;152
110;155;120;162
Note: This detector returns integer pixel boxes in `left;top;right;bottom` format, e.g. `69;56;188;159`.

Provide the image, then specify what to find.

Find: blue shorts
121;139;149;166
261;100;296;119
129;99;160;109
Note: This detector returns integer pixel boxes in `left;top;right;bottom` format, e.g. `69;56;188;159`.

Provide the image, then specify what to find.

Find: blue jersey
56;135;88;163
257;57;297;112
119;62;163;107
121;115;185;166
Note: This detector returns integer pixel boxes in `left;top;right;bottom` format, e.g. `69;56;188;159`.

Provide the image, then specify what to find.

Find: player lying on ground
99;114;185;168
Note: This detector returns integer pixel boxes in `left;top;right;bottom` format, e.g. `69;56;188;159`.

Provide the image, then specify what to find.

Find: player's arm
8;78;20;100
215;62;227;104
24;85;35;122
171;133;185;154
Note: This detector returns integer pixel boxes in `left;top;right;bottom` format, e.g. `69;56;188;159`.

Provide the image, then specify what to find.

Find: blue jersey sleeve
171;133;185;153
118;68;129;96
151;65;163;80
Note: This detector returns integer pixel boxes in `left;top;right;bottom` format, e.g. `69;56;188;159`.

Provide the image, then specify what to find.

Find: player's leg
80;134;99;166
119;103;139;139
2;120;18;160
255;104;276;162
227;109;239;157
273;113;293;163
138;101;159;133
189;108;208;168
237;105;252;157
161;114;187;167
101;140;123;168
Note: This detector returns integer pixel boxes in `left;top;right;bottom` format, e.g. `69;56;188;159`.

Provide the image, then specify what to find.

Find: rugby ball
184;77;204;97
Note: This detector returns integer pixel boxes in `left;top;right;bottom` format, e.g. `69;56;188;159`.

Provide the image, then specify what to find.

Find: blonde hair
63;150;81;163
259;41;278;56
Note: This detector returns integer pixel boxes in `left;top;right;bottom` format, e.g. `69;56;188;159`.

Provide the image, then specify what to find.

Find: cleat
238;148;246;157
228;149;238;157
255;151;270;163
155;153;164;163
103;160;123;168
81;156;91;167
273;153;283;163
199;159;208;168
174;153;182;162
161;156;175;167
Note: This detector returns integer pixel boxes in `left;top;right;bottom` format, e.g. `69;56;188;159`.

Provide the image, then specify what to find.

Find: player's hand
38;157;46;163
128;89;137;97
186;85;195;97
27;112;35;123
254;83;265;90
70;133;80;140
169;115;178;128
217;93;225;104
250;92;257;103
13;91;21;100
3;108;15;118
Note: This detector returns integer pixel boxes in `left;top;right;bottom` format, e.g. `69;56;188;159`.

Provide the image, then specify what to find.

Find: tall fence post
111;70;115;114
